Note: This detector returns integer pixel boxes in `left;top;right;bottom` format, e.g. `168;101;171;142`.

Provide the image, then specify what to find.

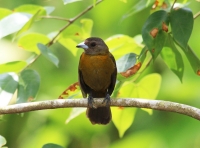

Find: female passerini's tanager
76;37;117;125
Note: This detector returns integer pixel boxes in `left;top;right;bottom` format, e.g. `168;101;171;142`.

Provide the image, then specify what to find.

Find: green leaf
170;8;193;50
42;143;64;148
0;8;12;20
63;0;82;5
181;45;200;75
112;107;136;138
14;4;46;16
18;33;50;54
15;10;41;37
0;73;18;107
116;53;137;73
161;34;184;81
37;43;59;67
142;10;169;50
0;61;27;74
66;108;85;123
122;0;154;20
0;135;6;147
0;12;31;39
150;30;167;59
17;69;40;103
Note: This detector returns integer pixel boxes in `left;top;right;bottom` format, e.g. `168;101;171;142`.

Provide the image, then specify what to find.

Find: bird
76;37;117;125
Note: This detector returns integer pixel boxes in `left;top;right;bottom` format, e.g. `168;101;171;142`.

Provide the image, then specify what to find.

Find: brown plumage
76;37;117;125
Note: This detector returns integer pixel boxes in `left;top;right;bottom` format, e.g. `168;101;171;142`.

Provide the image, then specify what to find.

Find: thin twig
40;16;71;21
194;11;200;19
47;0;103;46
0;98;200;121
20;0;103;71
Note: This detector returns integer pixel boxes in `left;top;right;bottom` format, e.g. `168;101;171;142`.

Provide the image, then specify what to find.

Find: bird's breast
79;53;115;91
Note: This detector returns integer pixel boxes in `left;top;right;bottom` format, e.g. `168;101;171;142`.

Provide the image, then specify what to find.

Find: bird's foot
88;94;94;108
102;94;111;107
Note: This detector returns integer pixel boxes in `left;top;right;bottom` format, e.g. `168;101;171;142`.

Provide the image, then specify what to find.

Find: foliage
0;135;7;148
0;0;200;148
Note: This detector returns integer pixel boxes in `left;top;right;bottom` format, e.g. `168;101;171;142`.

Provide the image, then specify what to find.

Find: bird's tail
86;107;111;125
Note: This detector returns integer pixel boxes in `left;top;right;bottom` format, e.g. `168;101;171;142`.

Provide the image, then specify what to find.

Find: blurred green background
0;0;200;148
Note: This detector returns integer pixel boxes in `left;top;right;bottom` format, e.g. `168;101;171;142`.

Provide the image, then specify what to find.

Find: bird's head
76;37;109;55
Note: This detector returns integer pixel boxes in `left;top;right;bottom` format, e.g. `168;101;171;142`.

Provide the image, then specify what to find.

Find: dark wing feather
108;53;117;95
78;54;90;98
78;69;87;98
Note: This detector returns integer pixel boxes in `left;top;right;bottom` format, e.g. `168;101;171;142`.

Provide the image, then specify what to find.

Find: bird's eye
90;42;96;47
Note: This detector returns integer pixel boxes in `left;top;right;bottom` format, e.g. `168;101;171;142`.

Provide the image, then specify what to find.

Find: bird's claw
102;94;111;107
88;95;94;108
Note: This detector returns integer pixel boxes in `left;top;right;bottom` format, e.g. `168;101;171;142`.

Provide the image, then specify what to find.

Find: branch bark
0;98;200;121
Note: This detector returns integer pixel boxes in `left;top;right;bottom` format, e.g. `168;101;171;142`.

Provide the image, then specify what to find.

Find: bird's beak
76;42;88;49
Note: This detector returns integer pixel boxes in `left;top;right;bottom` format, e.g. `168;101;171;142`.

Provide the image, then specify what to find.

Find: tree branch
194;11;200;19
0;98;200;121
47;0;103;46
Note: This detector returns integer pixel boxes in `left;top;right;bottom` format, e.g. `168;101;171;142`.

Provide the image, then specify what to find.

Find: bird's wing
78;54;89;98
108;53;117;95
78;69;88;98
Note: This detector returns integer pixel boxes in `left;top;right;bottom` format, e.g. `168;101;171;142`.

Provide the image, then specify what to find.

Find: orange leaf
120;62;142;78
58;82;79;99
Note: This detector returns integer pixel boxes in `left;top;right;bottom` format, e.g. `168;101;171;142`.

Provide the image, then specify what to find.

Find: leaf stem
170;0;177;11
40;16;71;21
194;11;200;19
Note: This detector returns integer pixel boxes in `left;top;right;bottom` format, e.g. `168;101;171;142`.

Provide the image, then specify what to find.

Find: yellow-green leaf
80;19;93;39
18;33;50;54
112;107;136;138
0;8;12;20
0;61;27;74
15;9;41;37
14;4;46;16
118;73;161;114
119;73;161;99
106;34;142;59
